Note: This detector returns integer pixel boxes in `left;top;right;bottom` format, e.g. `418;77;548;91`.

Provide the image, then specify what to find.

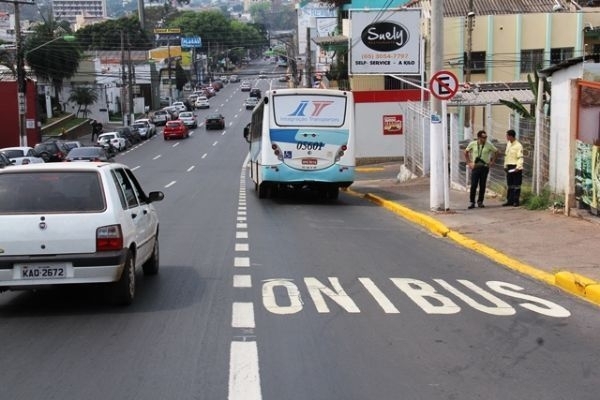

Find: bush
520;187;562;210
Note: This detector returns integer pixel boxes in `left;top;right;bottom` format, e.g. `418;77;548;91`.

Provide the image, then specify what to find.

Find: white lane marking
234;114;239;119
165;181;176;188
233;274;252;288
187;166;195;172
131;166;140;171
237;216;247;221
238;211;247;216
222;131;226;136
238;206;247;210
358;277;400;314
153;155;161;160
236;223;248;229
235;243;249;251
173;142;180;147
234;257;250;267
213;141;218;146
202;153;208;159
228;341;262;400
236;231;248;239
232;302;255;328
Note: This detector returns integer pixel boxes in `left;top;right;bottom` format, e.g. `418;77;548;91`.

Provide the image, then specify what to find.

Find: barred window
521;49;544;73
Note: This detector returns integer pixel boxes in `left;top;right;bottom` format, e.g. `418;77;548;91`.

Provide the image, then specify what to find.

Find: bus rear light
341;145;348;151
272;144;283;160
96;224;123;252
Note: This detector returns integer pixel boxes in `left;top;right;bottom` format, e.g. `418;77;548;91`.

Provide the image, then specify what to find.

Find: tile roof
405;0;574;17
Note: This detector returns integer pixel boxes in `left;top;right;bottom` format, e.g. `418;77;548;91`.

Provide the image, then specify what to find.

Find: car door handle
131;213;137;219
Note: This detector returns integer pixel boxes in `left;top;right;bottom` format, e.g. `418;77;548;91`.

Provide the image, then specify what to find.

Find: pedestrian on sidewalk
503;129;524;207
464;130;498;209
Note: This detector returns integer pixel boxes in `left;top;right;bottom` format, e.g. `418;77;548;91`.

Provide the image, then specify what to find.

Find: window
111;169;138;209
384;75;416;90
463;51;486;74
550;47;573;65
521;49;544;73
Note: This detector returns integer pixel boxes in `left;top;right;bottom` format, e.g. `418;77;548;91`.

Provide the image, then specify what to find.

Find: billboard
350;9;422;75
297;2;337;57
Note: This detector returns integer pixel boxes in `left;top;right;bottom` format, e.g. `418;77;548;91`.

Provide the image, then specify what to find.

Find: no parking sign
429;70;459;101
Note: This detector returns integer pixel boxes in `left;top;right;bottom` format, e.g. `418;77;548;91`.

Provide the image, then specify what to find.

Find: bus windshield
272;93;348;128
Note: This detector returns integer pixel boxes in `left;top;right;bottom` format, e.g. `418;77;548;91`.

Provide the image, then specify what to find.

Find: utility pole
305;26;311;88
464;0;475;139
121;30;127;126
430;0;446;210
167;37;173;104
14;1;26;146
127;33;134;126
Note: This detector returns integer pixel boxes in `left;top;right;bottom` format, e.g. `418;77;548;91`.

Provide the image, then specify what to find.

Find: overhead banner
350;9;422;75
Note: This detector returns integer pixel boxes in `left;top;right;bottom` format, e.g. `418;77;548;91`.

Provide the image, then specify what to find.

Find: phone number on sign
361;53;409;60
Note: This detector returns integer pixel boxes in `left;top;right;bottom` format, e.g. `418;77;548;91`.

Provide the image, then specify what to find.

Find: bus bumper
261;164;355;187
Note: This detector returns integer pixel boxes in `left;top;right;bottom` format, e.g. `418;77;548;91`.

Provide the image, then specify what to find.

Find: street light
17;34;75;146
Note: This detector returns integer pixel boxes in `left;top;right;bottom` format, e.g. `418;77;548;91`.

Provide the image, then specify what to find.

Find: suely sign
350;9;422;75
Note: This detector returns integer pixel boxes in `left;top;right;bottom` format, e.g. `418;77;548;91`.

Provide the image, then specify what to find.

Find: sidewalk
349;162;600;306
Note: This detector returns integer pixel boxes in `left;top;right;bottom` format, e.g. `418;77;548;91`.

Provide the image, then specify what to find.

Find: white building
52;0;106;26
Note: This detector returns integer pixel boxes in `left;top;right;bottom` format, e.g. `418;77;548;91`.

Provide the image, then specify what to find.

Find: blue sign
181;36;202;48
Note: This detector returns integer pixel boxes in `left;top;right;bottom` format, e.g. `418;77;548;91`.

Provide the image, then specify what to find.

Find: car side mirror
147;191;165;203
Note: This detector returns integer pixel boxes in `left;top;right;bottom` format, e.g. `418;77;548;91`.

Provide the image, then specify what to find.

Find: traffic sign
429;70;459;101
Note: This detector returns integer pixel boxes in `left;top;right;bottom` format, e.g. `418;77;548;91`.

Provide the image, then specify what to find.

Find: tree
68;86;98;118
499;71;551;119
24;22;82;112
75;16;153;51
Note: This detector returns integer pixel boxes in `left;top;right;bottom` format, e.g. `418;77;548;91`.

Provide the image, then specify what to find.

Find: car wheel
111;251;135;305
142;236;160;276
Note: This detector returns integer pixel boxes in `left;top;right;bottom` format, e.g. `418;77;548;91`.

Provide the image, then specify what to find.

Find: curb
346;188;600;307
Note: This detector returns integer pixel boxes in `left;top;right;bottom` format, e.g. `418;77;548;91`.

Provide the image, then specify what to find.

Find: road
1;60;599;400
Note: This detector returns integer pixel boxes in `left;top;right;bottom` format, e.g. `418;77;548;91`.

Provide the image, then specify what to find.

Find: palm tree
68;86;98;117
499;71;551;119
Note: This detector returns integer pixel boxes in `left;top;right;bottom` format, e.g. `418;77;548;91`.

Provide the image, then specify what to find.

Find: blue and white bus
243;88;355;199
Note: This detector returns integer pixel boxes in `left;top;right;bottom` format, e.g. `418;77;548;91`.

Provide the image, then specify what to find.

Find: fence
402;100;551;199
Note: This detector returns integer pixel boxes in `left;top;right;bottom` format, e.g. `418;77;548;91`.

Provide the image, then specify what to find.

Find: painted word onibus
243;88;355;199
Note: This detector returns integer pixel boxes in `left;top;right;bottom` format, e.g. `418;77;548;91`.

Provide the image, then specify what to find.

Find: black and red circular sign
429;70;459;100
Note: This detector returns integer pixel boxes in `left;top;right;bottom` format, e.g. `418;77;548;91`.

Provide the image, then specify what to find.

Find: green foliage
500;70;551;119
24;21;82;105
75;16;153;51
68;87;99;118
175;61;188;91
520;187;562;210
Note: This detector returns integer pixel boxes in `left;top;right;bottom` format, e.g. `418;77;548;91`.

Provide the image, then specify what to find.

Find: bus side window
243;123;251;143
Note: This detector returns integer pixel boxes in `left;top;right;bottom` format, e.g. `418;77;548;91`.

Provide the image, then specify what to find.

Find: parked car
229;75;240;83
249;88;262;98
259;70;267;79
0;162;164;305
195;96;210;109
163;106;180;120
163;120;190;140
278;75;290;82
244;97;259;110
117;126;142;145
64;141;83;152
205;113;226;130
178;111;198;129
152;109;171;126
211;80;223;91
65;146;114;162
97;132;127;151
219;75;229;83
0;146;44;165
0;152;11;168
33;140;69;163
133;119;157;139
240;81;251;92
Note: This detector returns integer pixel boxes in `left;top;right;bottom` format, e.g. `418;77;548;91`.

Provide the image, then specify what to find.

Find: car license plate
302;158;318;165
17;263;70;279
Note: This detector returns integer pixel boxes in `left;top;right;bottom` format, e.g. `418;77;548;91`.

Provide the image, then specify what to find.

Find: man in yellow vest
503;129;524;207
464;130;498;209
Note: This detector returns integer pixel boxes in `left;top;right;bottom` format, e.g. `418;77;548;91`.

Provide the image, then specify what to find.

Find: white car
0;146;44;165
97;132;127;151
0;162;165;305
171;101;187;112
133;119;157;139
178;111;198;129
195;96;210;109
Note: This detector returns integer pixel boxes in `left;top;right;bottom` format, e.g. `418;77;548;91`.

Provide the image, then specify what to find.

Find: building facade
52;0;106;26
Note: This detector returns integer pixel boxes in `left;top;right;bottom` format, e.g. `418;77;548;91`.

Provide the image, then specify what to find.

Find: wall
0;80;40;148
353;90;423;160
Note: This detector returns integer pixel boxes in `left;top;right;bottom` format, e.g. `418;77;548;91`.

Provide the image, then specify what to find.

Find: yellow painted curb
348;189;600;306
356;167;385;173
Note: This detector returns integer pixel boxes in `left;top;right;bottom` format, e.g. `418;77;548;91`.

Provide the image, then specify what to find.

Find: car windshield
133;123;146;130
179;112;193;118
2;149;25;158
207;114;222;119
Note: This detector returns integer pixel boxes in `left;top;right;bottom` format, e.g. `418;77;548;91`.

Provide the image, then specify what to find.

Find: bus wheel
258;183;269;199
326;187;339;200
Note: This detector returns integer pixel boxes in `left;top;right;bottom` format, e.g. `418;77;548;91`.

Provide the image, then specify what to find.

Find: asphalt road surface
1;62;599;400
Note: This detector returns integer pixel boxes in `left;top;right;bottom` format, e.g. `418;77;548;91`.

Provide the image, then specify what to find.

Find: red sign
383;115;403;135
429;70;459;100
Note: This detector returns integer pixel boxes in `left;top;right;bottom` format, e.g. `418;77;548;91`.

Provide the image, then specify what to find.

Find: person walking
503;129;524;207
464;130;498;209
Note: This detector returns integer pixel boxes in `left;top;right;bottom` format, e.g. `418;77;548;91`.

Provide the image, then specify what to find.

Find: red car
163;120;189;140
